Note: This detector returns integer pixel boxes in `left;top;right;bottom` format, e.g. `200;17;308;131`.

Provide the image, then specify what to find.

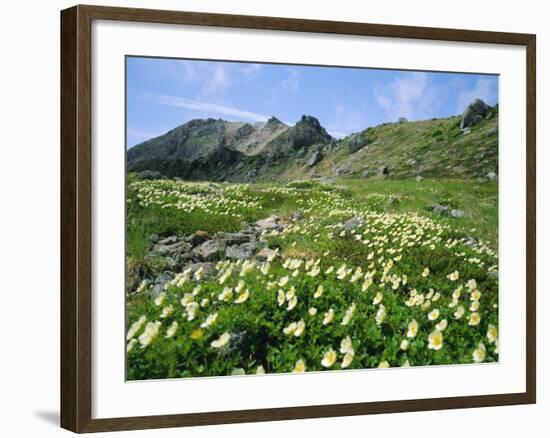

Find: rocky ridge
127;98;499;182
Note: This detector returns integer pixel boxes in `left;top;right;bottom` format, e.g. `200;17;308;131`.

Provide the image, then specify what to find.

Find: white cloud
269;69;300;103
201;65;230;99
242;63;262;79
281;69;299;92
327;130;347;139
175;61;232;101
457;78;498;112
146;92;271;123
374;72;436;121
326;105;368;138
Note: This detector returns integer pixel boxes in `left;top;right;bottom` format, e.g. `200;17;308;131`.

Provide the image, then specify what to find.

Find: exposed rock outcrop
460;98;490;129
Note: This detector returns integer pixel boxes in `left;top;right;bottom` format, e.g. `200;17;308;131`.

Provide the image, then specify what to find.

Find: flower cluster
126;178;499;380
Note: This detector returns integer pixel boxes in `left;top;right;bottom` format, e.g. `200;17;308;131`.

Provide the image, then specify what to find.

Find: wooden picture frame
60;4;536;433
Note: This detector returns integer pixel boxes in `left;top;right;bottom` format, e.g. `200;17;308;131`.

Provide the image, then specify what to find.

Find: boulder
378;165;390;176
291;211;303;221
343;217;362;231
362;171;369;179
307;150;323;167
157;236;178;245
432;204;450;215
335;167;350;176
256;247;279;261
463;236;479;248
151;237;191;257
450;209;465;218
348;133;368;154
192;239;225;261
255;215;281;232
148;233;160;243
416;175;424;182
460;98;490;129
226;244;255;260
147;272;175;298
183;262;216;280
486;171;497;181
215;232;254;246
186;230;210;247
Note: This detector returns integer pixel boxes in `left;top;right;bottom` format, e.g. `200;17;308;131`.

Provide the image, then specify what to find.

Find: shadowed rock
307;150;323;167
460;98;490;129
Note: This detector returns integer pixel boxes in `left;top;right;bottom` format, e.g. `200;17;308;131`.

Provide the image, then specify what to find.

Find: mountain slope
127;100;499;182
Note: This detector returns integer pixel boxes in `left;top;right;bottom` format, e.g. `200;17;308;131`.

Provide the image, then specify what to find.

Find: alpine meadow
125;58;499;380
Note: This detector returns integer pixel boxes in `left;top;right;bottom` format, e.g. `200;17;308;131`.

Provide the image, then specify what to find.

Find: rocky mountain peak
286;115;332;148
265;116;284;127
297;114;322;129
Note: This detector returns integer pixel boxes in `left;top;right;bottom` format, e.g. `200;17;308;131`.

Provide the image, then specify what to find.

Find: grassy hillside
285;110;498;181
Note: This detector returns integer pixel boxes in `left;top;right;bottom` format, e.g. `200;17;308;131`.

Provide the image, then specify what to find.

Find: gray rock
416;175;424;182
432;204;450;215
162;257;178;270
148;233;160;243
215;232;253;246
378;165;390;176
157;236;178;245
450;209;465;218
335;167;350;176
151;238;192;257
291;211;303;221
307;150;323;167
348;133;368;154
256;247;278;261
255;215;281;231
192;239;225;261
460;98;490;129
147;272;175;298
462;128;471;135
362;171;369;179
343;217;362;231
186;230;210;247
226;242;258;260
184;262;216;279
486;171;497;181
406;159;417;166
463;236;479;248
287;115;332;150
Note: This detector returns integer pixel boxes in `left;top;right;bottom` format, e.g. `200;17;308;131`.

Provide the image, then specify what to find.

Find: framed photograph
60;4;536;433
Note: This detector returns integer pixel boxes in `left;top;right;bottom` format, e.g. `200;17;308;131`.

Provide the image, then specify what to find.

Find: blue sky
126;57;498;148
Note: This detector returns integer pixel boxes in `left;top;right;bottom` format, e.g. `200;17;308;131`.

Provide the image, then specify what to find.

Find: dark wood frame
61;4;536;433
